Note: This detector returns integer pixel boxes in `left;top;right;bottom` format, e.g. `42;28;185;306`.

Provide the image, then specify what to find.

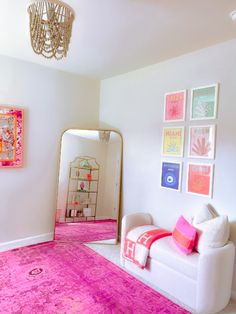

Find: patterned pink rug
0;241;190;314
55;220;117;242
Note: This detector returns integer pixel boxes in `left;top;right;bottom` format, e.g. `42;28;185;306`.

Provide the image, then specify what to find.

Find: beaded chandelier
99;131;111;143
28;0;75;60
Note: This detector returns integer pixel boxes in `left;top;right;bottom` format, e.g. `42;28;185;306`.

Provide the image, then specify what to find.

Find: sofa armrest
120;213;153;265
196;241;235;314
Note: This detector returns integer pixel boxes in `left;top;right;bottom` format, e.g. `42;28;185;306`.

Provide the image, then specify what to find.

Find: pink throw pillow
172;215;197;255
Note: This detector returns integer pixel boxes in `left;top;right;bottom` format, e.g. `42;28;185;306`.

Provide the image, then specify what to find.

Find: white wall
100;39;236;292
57;133;108;221
0;55;100;250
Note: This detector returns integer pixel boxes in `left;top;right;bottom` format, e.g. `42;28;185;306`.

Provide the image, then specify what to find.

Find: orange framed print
0;106;24;168
164;90;186;122
162;127;184;157
188;125;215;159
187;163;214;197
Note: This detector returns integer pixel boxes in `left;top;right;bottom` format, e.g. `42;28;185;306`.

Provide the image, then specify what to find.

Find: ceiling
0;1;236;79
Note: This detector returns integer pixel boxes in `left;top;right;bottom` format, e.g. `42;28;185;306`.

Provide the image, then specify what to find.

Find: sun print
164;90;186;122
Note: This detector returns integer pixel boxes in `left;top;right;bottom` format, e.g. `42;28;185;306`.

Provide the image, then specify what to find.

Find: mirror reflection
55;129;122;244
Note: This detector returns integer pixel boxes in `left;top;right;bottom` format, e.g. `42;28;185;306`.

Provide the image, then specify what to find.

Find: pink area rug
55;220;117;242
0;241;190;314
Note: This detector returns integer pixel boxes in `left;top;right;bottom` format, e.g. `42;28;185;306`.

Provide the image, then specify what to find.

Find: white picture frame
163;90;186;122
160;161;182;192
190;83;219;120
162;126;185;157
186;163;214;198
188;125;216;159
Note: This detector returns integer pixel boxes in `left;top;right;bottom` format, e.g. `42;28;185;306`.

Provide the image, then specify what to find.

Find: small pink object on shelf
87;173;92;181
80;182;85;190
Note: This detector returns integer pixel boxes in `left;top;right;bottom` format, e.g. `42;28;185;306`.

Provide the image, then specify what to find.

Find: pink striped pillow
172;215;197;255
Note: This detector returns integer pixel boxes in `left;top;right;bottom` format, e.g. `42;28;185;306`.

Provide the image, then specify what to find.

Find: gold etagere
66;156;99;222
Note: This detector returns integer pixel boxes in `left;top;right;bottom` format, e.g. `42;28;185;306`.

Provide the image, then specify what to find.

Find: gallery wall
0;55;100;250
100;38;236;293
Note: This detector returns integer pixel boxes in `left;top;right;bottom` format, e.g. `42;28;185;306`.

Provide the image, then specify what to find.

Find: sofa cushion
192;204;218;225
149;236;199;280
193;215;230;253
172;215;197;255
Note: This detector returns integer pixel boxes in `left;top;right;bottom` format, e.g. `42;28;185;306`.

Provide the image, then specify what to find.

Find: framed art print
188;125;215;159
0;106;24;168
187;163;214;197
161;161;182;191
190;84;218;120
164;90;186;122
162;127;184;157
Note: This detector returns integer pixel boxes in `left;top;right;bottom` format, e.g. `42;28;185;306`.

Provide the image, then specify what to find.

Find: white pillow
193;215;230;253
192;204;218;225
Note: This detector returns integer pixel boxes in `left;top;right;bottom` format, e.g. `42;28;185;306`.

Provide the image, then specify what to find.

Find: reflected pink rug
55;220;117;242
0;241;190;314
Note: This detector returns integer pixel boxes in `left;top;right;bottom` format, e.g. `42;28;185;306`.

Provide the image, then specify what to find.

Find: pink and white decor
0;106;24;167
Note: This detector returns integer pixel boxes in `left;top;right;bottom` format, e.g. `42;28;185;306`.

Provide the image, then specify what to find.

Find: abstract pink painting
0;106;24;167
189;125;215;159
164;90;186;122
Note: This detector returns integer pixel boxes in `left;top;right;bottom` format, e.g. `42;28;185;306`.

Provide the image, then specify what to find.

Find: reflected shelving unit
65;156;99;222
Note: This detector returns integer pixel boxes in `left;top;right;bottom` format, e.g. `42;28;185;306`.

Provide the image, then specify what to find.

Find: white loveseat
120;213;235;314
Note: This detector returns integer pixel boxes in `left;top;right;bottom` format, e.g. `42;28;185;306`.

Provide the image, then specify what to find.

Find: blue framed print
161;161;182;191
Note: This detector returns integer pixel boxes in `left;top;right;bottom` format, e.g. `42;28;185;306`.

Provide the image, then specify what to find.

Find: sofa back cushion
192;204;218;225
172;215;197;255
193;215;230;253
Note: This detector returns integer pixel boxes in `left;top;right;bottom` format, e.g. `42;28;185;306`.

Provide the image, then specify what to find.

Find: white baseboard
95;216;116;220
231;290;236;300
0;232;54;252
88;239;117;244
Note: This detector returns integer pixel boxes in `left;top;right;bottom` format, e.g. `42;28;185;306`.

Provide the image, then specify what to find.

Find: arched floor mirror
54;129;122;244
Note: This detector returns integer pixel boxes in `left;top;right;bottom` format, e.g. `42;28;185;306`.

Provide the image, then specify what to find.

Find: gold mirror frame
53;128;123;244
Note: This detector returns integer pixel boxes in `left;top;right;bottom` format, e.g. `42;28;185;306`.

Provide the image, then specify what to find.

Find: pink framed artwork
187;163;214;198
164;90;186;122
188;125;215;159
0;106;24;168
